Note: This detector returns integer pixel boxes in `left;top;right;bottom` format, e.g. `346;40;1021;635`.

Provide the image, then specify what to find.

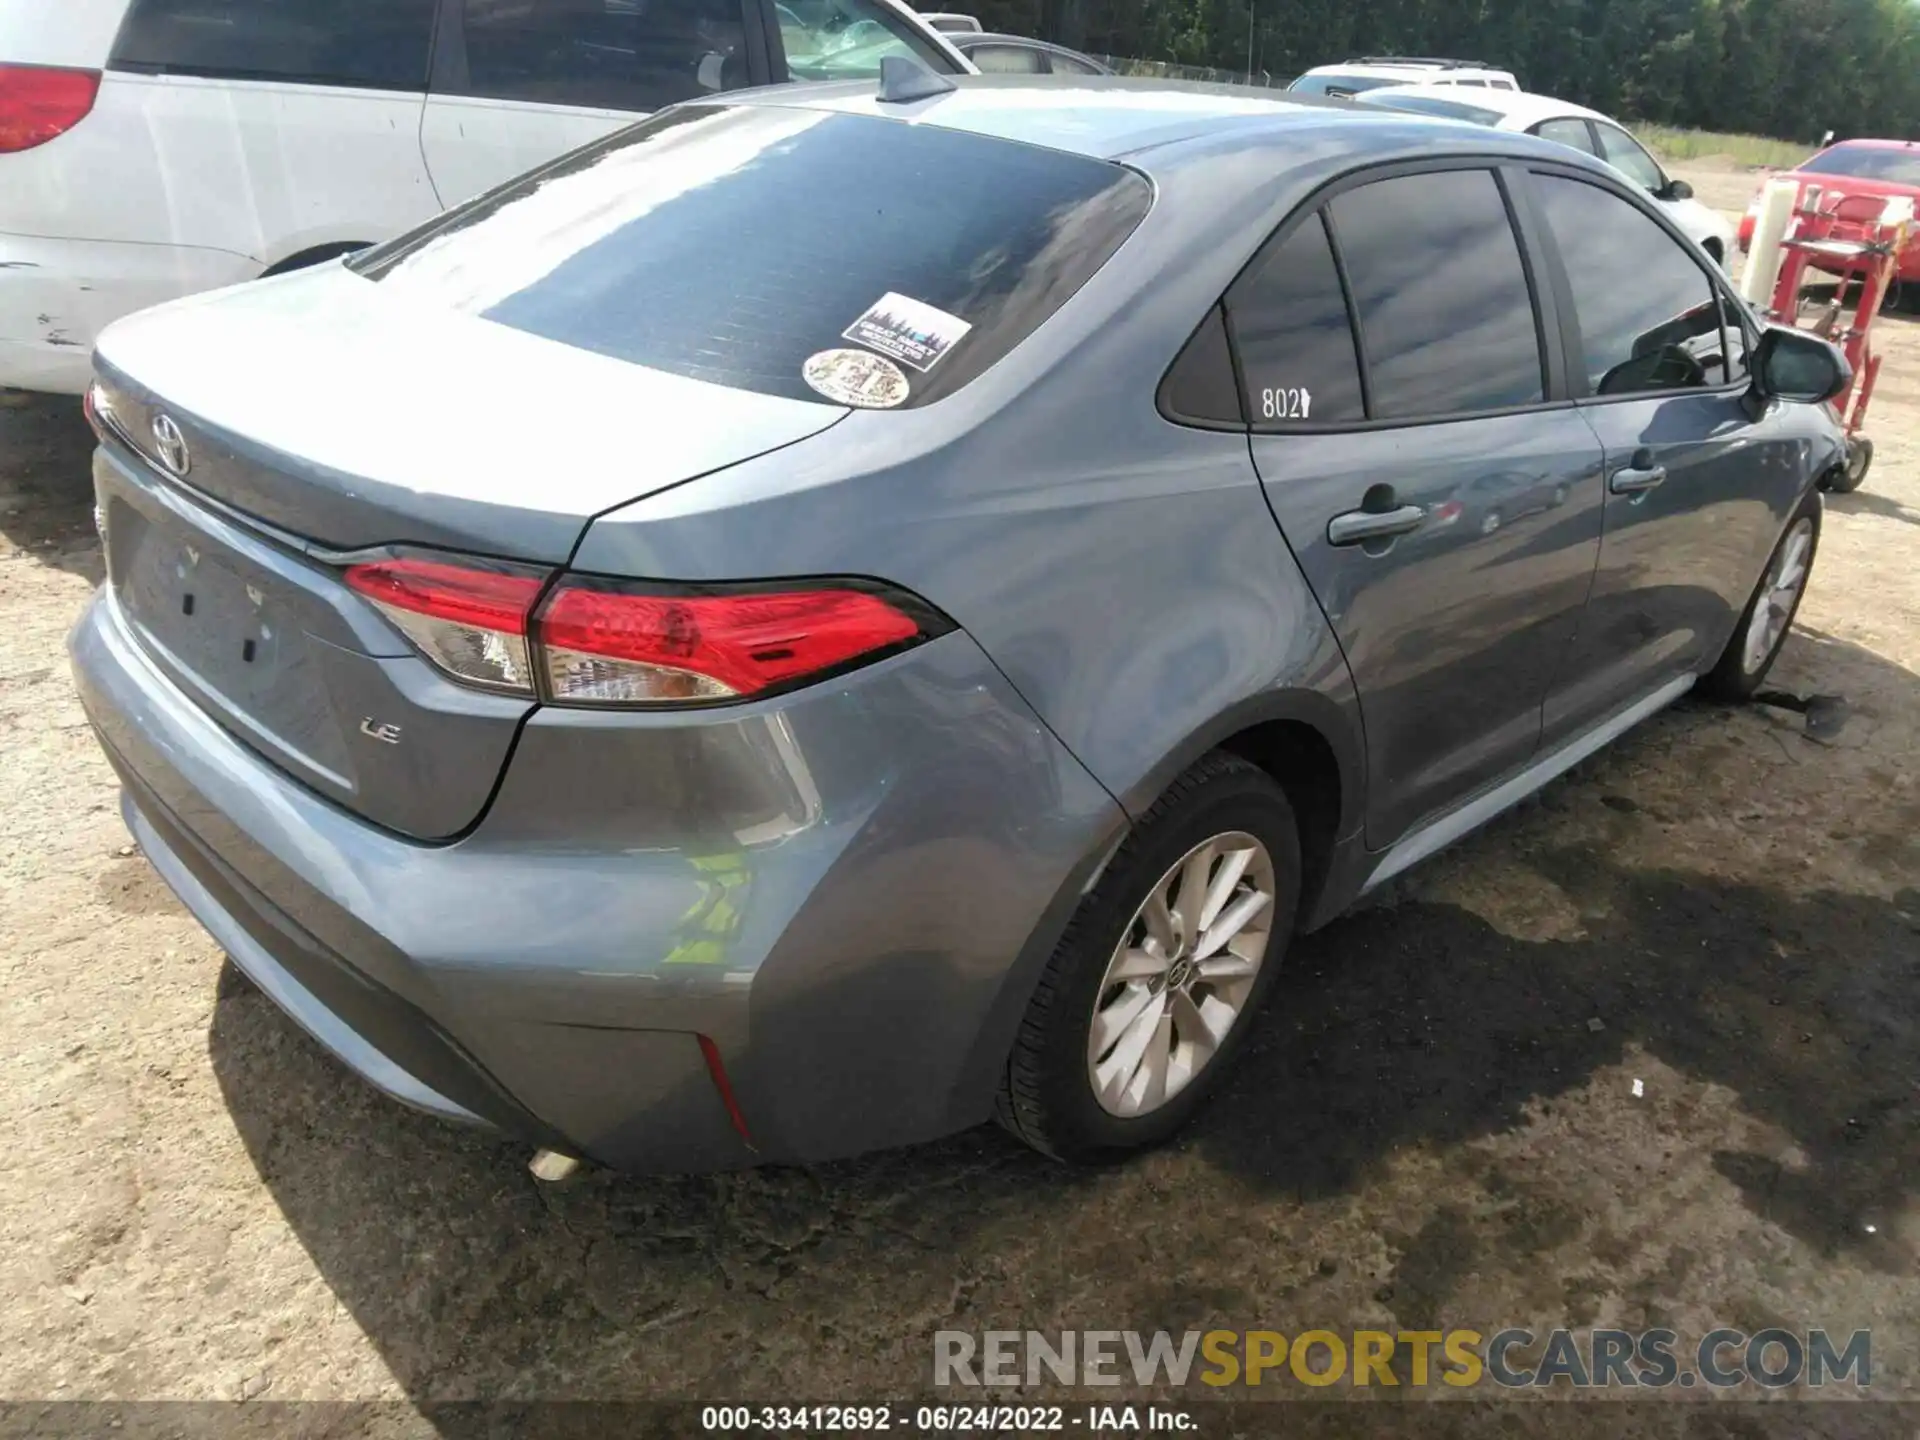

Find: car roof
1300;60;1514;81
1362;84;1607;127
728;75;1601;170
954;32;1079;52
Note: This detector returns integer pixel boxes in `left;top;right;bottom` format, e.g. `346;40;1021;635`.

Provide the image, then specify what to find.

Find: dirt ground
0;159;1916;1421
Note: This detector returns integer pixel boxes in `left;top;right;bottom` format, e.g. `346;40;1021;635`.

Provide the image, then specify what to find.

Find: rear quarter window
351;105;1152;409
110;0;436;89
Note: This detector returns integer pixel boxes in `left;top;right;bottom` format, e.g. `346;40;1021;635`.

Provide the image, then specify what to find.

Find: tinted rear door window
351;105;1150;408
1226;212;1365;426
1533;173;1730;394
112;0;435;88
1328;168;1545;419
458;0;750;110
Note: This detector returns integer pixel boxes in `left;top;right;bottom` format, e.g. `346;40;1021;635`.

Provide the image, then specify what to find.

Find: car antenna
877;54;958;104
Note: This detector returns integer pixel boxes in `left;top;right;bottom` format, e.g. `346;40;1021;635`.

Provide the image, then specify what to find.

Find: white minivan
0;0;970;394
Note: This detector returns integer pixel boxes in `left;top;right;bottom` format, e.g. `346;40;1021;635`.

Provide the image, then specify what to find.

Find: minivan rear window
111;0;436;90
350;105;1152;409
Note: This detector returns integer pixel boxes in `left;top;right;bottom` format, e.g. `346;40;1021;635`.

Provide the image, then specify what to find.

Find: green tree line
956;0;1920;141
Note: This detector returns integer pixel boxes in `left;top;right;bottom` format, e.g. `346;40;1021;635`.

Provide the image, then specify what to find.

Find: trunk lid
91;265;848;840
93;261;850;563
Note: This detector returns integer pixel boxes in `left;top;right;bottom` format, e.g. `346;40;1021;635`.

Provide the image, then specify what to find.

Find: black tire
1699;491;1822;702
1824;436;1872;494
995;752;1301;1162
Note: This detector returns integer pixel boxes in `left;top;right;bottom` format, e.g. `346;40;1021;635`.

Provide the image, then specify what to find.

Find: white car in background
0;0;970;394
1355;84;1736;265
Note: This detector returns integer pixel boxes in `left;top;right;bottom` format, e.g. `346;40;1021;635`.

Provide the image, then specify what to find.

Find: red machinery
1763;186;1914;492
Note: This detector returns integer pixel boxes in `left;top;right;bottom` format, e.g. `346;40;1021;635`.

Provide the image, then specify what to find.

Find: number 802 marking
1261;387;1312;420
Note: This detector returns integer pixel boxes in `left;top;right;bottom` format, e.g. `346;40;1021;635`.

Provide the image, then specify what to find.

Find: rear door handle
1609;446;1667;495
1609;465;1667;495
1328;504;1426;546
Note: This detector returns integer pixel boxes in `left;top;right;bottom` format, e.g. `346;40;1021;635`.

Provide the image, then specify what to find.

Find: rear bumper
0;232;254;394
71;584;1124;1172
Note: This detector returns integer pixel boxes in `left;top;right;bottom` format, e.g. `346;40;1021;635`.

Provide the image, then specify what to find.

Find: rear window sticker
1260;387;1312;420
843;292;974;373
803;348;911;409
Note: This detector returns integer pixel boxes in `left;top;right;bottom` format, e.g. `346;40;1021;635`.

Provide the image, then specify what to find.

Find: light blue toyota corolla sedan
70;70;1848;1174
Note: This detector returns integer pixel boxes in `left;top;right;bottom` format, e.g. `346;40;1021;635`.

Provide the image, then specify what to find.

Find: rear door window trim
1219;155;1572;436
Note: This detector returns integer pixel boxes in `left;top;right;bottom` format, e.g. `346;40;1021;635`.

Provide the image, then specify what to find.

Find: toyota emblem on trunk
151;413;191;476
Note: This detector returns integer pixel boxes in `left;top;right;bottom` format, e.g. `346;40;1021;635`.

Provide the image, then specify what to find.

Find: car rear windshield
1800;144;1920;186
1355;92;1503;125
1288;73;1401;96
349;104;1152;409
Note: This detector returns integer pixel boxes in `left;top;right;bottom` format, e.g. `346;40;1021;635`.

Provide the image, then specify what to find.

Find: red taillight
344;555;939;705
345;557;548;693
537;584;924;704
0;64;101;153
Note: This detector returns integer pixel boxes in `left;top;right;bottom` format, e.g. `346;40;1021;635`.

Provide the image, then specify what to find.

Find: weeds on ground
1639;125;1815;169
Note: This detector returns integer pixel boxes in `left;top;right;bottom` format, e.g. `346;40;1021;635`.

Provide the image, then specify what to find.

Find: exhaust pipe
528;1149;582;1183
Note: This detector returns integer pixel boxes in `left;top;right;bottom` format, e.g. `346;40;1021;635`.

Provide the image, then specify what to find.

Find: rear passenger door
1522;167;1807;743
1234;163;1607;847
419;0;763;207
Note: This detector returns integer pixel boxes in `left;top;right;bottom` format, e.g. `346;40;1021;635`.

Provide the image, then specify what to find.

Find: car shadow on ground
0;392;101;583
1826;486;1920;528
203;628;1920;1407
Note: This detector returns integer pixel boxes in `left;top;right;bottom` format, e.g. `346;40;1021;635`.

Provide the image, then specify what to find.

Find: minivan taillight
0;65;101;153
344;557;944;706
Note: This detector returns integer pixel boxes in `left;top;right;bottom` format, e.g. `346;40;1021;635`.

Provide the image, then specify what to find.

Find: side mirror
1659;178;1695;201
1752;325;1851;404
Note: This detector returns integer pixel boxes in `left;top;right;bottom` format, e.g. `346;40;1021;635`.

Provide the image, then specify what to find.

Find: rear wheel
1700;494;1821;701
996;753;1300;1161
